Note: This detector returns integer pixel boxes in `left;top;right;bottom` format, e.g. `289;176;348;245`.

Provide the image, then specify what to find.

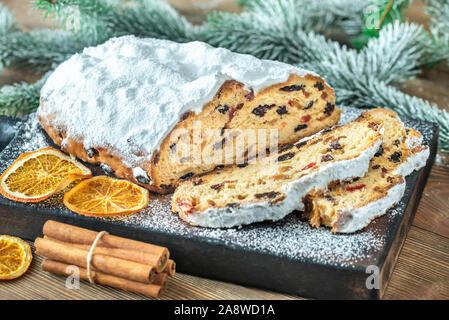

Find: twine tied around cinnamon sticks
35;220;176;298
86;230;108;284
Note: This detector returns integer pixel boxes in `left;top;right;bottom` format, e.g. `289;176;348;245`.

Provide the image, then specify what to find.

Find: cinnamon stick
164;259;176;277
42;259;164;298
43;220;169;272
153;272;169;288
44;236;167;273
35;237;155;283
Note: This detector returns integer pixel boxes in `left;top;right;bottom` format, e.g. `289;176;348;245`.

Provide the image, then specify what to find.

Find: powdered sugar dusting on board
0;108;435;266
38;36;320;168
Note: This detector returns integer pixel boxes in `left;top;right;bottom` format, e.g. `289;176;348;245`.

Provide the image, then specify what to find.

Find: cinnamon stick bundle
44;236;166;273
42;259;164;298
35;237;156;283
43;220;169;272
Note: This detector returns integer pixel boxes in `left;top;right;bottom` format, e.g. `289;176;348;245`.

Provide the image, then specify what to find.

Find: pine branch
0;29;93;73
33;0;199;43
0;73;50;116
0;3;18;36
421;0;449;66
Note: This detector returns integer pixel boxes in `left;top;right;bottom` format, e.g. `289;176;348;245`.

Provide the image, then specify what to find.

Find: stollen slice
172;114;384;228
304;108;429;233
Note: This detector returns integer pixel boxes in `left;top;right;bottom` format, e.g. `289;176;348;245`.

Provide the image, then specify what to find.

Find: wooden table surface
0;0;448;300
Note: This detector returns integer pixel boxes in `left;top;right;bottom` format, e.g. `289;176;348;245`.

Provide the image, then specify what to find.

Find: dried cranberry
302;162;316;170
276;105;288;115
294;124;308;132
279;84;305;91
278;152;295;162
381;167;388;178
301;115;311;122
236;103;244;110
345;184;366;192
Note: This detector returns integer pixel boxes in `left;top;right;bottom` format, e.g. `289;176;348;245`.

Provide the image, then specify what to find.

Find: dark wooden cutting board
0;110;438;299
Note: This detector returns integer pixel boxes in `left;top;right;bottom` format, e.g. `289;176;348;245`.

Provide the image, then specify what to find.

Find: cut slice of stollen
172;114;384;228
304;108;429;233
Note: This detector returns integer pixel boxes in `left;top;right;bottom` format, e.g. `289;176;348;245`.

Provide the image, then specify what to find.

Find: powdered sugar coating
38;36;320;168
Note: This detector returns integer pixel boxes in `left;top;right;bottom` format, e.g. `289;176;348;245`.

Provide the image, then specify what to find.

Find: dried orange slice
0;235;32;280
0;147;92;203
63;176;149;216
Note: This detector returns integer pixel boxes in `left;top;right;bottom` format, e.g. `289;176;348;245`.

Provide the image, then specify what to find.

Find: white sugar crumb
0;108;435;267
38;36;319;168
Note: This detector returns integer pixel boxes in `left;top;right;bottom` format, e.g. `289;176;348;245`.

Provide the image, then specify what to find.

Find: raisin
368;122;379;130
374;145;384;157
405;128;410;135
324;102;335;115
278;152;295;162
214;165;225;170
193;179;203;186
153;152;160;165
276;105;288;115
295;141;307;149
372;165;380;169
85;147;99;158
322;128;333;134
304;100;314;110
228;107;237;122
216;88;223;99
393;139;400;147
220;127;226;136
314;82;324;91
238;162;249;168
321;154;334;162
279;144;294;153
180;172;194;180
279;84;305;91
252;104;275;117
160;184;172;190
294;124;308;132
389;152;402;163
245;88;254;101
180;112;192;121
211;184;223;191
216;104;229;114
236;103;244;110
169;143;176;153
254;191;281;199
330;141;342;150
136;173;151;185
213;138;226;150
